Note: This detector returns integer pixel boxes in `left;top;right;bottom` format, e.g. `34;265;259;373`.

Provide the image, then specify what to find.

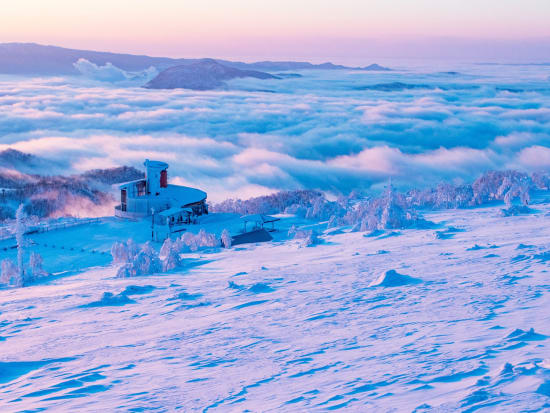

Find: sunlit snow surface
1;204;550;411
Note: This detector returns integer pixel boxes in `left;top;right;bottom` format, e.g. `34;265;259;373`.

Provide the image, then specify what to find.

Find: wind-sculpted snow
368;269;422;287
1;203;550;410
1;64;550;200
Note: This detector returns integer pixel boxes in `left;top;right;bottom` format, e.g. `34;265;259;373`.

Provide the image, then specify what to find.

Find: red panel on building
160;170;168;188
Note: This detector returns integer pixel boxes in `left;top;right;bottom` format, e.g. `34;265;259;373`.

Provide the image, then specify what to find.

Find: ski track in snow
1;204;550;411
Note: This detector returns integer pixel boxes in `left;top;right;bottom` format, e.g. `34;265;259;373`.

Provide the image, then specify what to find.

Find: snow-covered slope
1;203;550;411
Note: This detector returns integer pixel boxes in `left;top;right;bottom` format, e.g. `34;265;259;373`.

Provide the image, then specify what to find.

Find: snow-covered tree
15;204;26;283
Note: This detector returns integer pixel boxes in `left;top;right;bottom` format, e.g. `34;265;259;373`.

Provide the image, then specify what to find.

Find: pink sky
2;0;550;61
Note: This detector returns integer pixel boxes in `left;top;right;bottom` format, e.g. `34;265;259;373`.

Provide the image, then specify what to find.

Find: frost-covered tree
15;204;26;283
221;229;232;248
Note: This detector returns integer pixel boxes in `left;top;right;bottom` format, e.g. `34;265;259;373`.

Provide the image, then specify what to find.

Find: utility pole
151;208;155;241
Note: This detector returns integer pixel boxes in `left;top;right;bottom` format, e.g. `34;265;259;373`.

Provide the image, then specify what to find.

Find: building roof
117;182;206;206
144;159;168;169
118;179;145;190
240;214;280;224
158;207;193;217
165;184;207;207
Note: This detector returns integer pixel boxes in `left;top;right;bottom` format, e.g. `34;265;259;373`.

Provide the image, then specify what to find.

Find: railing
114;206;147;220
0;218;101;242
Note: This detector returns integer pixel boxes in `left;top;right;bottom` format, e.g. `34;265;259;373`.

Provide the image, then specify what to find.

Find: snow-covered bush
221;229;232;248
113;230;222;277
305;198;346;221
500;205;533;217
327;215;338;229
471;171;531;206
290;228;320;247
211;190;323;216
111;241;129;263
29;252;48;279
159;239;183;271
197;229;220;248
116;241;162;278
0;259;18;286
178;230;221;252
0;253;49;287
111;239;140;264
338;183;432;231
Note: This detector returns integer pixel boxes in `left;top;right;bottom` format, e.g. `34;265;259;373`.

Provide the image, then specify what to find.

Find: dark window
137;181;146;197
121;189;127;211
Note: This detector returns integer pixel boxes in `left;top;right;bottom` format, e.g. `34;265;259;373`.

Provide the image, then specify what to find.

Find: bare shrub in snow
221;229;232;248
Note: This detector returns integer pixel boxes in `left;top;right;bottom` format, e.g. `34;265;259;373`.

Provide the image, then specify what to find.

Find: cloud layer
0;64;549;201
73;59;158;84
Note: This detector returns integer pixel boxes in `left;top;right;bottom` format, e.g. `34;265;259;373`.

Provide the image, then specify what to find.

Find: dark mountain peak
362;63;392;71
145;61;279;90
0;148;35;166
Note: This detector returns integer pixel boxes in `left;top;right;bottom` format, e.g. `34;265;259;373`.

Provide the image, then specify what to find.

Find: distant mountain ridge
145;59;279;90
0;43;391;75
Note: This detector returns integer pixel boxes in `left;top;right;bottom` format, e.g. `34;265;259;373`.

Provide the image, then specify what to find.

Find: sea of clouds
0;63;549;201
